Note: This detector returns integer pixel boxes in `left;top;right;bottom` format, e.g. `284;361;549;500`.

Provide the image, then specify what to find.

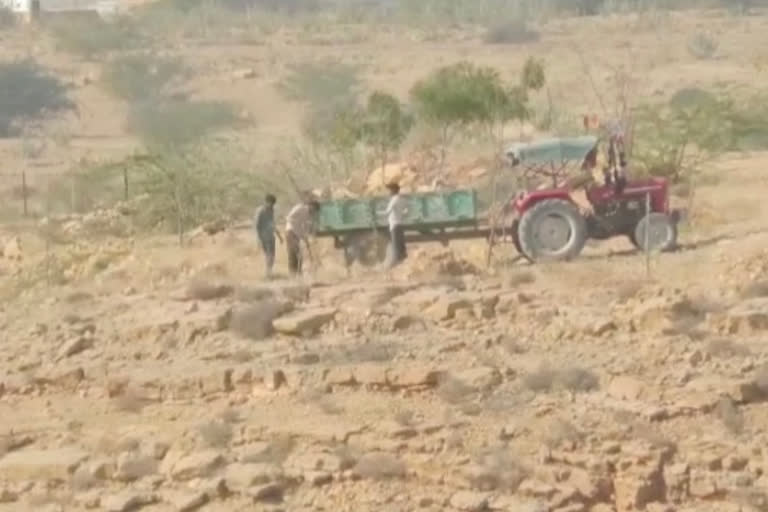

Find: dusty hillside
2;3;768;512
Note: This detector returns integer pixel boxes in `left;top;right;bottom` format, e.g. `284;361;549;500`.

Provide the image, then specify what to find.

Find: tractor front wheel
632;213;678;253
518;199;588;262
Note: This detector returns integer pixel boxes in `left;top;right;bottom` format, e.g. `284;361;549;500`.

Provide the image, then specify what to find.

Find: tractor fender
514;189;573;214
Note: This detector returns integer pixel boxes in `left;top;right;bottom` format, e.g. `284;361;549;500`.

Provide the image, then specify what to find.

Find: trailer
314;189;497;268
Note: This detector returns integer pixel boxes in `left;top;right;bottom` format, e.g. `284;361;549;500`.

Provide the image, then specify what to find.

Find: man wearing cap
384;182;408;267
285;198;320;276
254;193;282;278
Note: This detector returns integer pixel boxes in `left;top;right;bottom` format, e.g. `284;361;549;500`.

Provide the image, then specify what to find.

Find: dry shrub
197;420;233;448
467;448;530;492
715;396;744;435
235;285;275;302
484;20;540;45
70;466;97;491
333;444;360;471
353;452;406;480
505;270;535;287
110;387;149;413
741;280;768;299
754;364;768;393
247;435;295;465
394;410;416;427
616;280;643;303
229;300;289;340
630;423;677;452
523;364;599;394
540;418;584;448
304;388;344;415
186;278;234;300
436;374;475;405
336;341;399;364
705;339;751;359
218;407;241;424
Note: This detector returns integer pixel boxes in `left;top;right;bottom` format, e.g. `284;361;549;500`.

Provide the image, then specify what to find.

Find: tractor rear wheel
509;219;531;261
344;232;389;267
632;213;677;253
518;199;587;262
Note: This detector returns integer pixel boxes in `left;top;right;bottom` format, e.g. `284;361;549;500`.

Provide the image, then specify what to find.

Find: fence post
21;170;28;217
645;191;651;279
123;165;129;201
70;174;76;213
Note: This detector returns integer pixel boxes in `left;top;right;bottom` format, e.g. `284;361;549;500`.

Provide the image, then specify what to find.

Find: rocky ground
2;165;768;512
1;5;768;512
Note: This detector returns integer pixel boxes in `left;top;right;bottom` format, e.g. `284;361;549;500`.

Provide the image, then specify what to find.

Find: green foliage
484;19;539;45
277;59;362;107
0;6;16;30
130;145;271;234
127;99;242;149
302;100;361;151
0;59;74;137
47;15;140;59
632;87;736;182
358;91;413;160
687;32;718;60
102;54;186;102
411;61;534;137
521;57;546;92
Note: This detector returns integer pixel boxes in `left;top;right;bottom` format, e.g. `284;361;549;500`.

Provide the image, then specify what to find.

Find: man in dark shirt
254;194;282;277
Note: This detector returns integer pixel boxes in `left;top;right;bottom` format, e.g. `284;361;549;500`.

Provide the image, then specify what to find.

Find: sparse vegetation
229;301;287;340
278;59;362;108
0;60;74;137
353;452;407;480
197;420;233;448
468;447;530;491
687;32;719;60
523;365;599;393
185;278;234;301
48;15;141;59
127;98;242;149
0;6;15;30
484;19;539;45
102;53;186;102
705;339;751;359
715;396;745;435
740;280;768;299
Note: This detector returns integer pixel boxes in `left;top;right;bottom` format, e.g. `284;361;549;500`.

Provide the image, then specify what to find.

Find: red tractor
503;135;683;262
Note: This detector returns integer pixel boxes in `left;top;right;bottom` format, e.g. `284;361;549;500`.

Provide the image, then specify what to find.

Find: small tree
358;91;413;184
0;60;74;137
410;62;490;173
410;61;536;175
632;87;735;183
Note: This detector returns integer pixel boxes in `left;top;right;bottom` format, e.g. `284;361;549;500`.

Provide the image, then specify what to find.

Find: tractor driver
566;143;604;216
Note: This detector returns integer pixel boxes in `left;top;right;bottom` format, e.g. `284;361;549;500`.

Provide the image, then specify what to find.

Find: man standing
285;198;320;276
254;194;282;278
384;182;408;267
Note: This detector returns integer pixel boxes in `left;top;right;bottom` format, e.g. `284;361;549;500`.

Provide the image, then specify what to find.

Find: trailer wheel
344;232;389;267
518;199;587;262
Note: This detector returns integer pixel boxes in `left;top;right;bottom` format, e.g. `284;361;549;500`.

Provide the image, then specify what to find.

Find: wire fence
0;167;132;221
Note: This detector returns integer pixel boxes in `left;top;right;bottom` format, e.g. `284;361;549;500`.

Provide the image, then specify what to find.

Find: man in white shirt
384;182;408;267
285;198;320;276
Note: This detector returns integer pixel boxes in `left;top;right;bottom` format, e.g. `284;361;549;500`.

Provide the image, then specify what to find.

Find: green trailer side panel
316;189;478;234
